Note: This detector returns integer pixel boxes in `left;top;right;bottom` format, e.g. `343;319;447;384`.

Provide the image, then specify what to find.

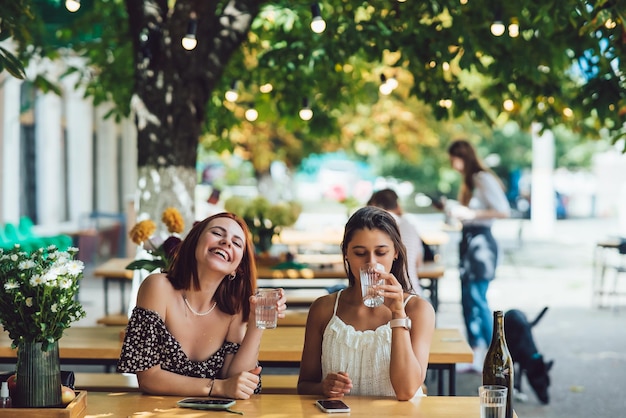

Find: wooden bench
74;372;298;394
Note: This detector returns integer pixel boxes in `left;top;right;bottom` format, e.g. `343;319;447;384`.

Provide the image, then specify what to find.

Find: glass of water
360;263;385;308
255;288;280;329
478;385;507;418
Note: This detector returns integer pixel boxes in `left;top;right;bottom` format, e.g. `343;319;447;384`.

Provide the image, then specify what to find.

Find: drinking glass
255;289;280;329
360;263;384;308
478;385;507;418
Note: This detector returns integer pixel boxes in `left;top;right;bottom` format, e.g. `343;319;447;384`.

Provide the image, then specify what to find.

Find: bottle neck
492;311;505;342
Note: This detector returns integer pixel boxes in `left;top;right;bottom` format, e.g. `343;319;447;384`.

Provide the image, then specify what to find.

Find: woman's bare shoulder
137;273;177;308
406;294;436;316
306;293;337;325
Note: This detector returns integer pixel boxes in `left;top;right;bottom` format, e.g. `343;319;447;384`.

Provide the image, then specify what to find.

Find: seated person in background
297;206;435;400
118;212;287;399
368;188;424;295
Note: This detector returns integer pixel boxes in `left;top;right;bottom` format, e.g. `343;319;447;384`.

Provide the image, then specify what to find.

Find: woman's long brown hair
448;139;503;206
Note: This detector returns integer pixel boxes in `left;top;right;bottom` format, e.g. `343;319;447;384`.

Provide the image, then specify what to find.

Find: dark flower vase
255;228;276;254
15;341;62;408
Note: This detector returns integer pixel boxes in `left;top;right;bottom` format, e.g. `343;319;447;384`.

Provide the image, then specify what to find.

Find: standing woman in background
447;139;510;372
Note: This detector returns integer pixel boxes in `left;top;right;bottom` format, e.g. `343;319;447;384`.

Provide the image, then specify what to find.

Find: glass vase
15;340;62;408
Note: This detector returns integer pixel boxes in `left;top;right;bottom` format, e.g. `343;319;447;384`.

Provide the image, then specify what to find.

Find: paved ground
72;215;626;417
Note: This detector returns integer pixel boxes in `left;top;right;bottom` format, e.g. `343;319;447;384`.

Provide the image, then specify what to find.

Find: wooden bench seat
74;372;298;394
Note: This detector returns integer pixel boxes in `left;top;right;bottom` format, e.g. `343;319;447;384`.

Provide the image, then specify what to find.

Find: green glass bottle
482;310;514;418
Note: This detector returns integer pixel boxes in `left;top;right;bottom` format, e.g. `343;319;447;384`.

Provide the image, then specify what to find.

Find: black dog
504;307;554;404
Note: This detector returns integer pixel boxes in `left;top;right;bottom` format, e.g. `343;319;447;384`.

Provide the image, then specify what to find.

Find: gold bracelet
208;378;215;396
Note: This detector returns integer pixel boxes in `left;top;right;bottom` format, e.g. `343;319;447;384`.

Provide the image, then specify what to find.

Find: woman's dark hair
166;212;257;321
448;139;502;205
341;206;412;292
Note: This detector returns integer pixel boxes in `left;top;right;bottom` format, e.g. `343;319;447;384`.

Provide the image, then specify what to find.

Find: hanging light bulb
386;74;399;90
245;105;258;122
225;81;239;102
259;83;273;93
65;0;80;12
490;11;506;37
379;74;393;95
310;3;326;33
182;15;198;50
508;18;519;37
299;98;313;121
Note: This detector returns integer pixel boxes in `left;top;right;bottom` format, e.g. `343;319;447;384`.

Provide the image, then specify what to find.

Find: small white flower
25;297;33;307
10;254;18;262
66;260;84;276
58;278;72;289
4;281;19;290
18;260;36;270
30;275;45;286
51;303;58;313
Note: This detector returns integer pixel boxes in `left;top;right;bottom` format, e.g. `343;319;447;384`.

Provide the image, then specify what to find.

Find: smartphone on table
177;398;236;410
315;399;351;413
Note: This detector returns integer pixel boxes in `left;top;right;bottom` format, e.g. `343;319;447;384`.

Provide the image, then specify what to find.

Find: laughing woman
118;212;286;399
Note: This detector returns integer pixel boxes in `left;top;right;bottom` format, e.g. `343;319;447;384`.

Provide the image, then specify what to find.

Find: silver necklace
183;297;217;316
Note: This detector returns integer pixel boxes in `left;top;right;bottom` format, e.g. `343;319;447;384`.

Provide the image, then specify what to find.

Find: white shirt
390;213;423;295
321;290;423;398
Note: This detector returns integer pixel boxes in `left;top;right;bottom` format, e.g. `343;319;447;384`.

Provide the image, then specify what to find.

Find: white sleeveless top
321;290;425;398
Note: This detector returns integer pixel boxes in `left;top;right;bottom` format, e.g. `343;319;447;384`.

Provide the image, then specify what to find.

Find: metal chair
607;241;626;312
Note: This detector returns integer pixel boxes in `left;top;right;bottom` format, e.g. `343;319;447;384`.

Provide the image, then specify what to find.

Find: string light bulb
379;74;393;95
245;105;258;122
225;81;239;102
182;15;198;50
299;98;313;121
310;3;326;33
490;11;506;37
65;0;80;12
508;18;519;37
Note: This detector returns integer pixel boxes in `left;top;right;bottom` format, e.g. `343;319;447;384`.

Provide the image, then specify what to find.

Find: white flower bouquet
0;245;86;351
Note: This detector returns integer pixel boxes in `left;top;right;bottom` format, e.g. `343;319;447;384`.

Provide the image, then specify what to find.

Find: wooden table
0;327;470;395
257;327;472;396
92;257;134;316
82;392;516;417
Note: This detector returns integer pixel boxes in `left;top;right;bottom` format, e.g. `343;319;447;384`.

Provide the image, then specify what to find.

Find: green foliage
4;0;626;183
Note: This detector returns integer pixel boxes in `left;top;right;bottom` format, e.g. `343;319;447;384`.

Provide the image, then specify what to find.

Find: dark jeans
459;225;498;348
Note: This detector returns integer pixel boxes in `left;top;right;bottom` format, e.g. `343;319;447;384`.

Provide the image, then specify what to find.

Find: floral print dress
117;306;261;393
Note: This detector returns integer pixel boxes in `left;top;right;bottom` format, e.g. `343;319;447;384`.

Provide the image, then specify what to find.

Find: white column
94;104;119;213
530;123;556;238
120;116;138;258
120;116;138;208
63;74;94;223
0;76;23;223
35;91;64;226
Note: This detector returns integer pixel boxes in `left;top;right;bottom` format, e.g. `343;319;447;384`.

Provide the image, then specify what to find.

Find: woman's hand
378;271;405;315
276;288;287;318
217;366;262;399
322;371;352;398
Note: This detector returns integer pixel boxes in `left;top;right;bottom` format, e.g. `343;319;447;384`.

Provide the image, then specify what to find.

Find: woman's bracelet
207;378;215;396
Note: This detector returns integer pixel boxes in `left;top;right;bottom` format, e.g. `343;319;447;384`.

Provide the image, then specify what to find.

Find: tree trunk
137;165;197;234
125;0;262;225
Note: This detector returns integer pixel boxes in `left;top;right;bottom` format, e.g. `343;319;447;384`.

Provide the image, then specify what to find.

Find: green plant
224;196;302;253
0;245;86;351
